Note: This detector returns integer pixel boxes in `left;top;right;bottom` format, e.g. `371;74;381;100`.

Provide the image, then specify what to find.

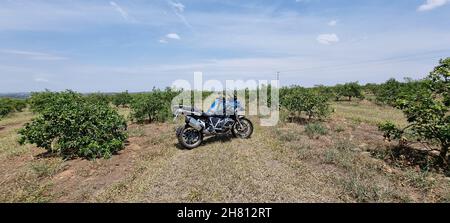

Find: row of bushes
28;90;133;112
368;78;427;106
27;88;214;124
277;58;449;164
16;77;431;125
283;78;430;107
277;78;421;122
0;98;27;119
19;83;371;127
129;89;217;123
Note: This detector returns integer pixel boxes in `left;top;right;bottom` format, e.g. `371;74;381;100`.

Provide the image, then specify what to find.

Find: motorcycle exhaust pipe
186;117;204;131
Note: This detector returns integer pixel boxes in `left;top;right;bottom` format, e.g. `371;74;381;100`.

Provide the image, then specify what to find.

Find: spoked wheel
232;118;254;139
177;125;203;149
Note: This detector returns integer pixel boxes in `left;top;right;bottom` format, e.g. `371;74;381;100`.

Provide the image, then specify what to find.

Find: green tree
281;87;332;120
0;98;14;119
312;85;335;100
334;82;364;101
379;58;450;163
374;78;426;106
130;90;173;123
363;83;379;95
85;93;111;106
28;90;58;113
0;98;27;119
18;91;127;159
375;78;404;105
11;99;27;112
112;90;132;107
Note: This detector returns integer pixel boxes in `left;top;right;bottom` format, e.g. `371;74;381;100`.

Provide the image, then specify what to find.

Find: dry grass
95;121;330;202
0;110;66;202
333;100;407;127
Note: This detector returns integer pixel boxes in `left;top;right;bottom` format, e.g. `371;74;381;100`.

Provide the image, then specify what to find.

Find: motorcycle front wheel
232;118;254;139
177;125;203;149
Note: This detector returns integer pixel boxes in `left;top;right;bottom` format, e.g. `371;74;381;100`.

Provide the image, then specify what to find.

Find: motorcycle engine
208;117;235;133
223;118;235;129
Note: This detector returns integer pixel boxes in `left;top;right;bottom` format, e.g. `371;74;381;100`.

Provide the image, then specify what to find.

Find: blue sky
0;0;450;92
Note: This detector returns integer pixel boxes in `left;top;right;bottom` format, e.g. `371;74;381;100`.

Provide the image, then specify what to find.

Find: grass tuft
304;123;328;139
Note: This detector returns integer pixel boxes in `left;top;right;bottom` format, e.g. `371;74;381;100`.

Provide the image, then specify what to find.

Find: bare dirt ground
1;102;449;203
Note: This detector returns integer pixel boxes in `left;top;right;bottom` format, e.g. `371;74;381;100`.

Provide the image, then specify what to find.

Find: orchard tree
281;87;332;120
19;91;128;159
379;58;450;164
0;98;27;119
363;83;379;95
130;90;172;123
85;93;111;106
11;99;27;112
313;85;335;100
374;78;426;106
335;82;364;101
375;78;402;105
112;90;132;107
28;90;58;113
0;98;14;119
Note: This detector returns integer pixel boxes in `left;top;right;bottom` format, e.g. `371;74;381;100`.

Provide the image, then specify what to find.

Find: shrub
0;99;14;119
18;91;128;159
374;79;403;105
0;98;27;119
379;58;450;164
312;85;335;100
28;90;59;113
281;87;332;120
85;93;111;106
130;90;173;123
112;90;132;107
374;78;426;106
334;82;364;101
378;121;403;141
11;99;27;112
363;83;379;95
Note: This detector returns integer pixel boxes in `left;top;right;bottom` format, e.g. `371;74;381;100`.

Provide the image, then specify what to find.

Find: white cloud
328;20;338;26
110;1;135;22
34;77;50;83
317;34;340;45
418;0;449;11
159;39;168;44
0;49;68;61
169;1;185;13
168;1;192;28
166;33;181;40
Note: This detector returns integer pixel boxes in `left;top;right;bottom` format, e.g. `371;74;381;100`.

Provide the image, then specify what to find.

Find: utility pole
276;72;280;88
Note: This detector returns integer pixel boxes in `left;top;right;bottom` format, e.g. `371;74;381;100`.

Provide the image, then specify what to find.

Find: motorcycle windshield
207;98;244;115
207;98;221;114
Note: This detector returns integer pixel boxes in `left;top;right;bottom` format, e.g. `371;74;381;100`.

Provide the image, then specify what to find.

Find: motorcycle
173;96;254;149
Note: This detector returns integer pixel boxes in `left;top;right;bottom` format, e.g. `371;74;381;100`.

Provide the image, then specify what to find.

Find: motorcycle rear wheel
177;125;203;149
